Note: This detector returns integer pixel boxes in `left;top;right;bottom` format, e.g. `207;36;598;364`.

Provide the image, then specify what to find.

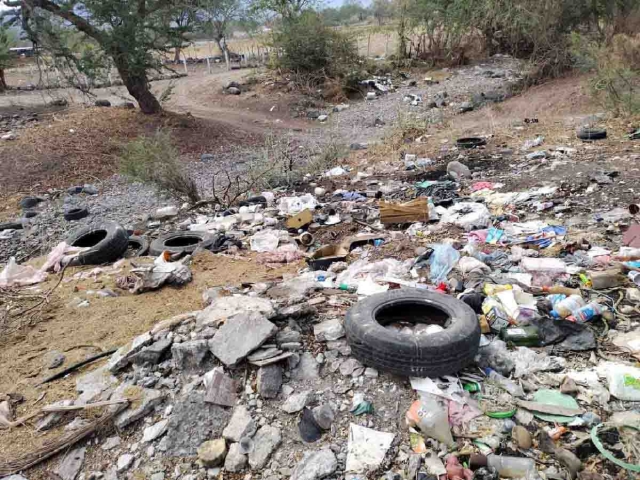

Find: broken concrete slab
224;442;248;472
345;424;395;474
143;419;169;443
204;369;237;407
249;352;293;367
222;405;257;442
290;449;338;480
131;338;172;366
290;352;320;381
108;331;153;373
55;446;86;480
257;364;283;399
282;390;313;413
266;278;317;304
196;296;275;327
313;319;345;342
208;312;277;367
164;392;232;457
172;340;210;370
110;384;165;429
76;366;119;404
248;425;281;470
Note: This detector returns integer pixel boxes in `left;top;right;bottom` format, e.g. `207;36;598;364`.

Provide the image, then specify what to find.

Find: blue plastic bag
429;244;460;283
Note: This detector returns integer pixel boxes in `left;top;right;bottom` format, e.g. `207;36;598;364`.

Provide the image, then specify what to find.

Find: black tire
19;196;41;209
345;289;481;377
125;235;150;258
0;221;23;231
64;207;89;221
65;221;129;265
148;231;215;256
457;137;486;149
577;127;606;140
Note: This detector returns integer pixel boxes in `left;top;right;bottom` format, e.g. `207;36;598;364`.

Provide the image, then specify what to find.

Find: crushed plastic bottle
484;368;525;398
566;302;607;323
405;393;455;446
486;455;538;479
550;295;586;319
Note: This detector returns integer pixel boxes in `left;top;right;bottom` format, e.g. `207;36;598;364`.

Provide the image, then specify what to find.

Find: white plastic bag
277;194;317;215
440;202;491;231
249;230;280;252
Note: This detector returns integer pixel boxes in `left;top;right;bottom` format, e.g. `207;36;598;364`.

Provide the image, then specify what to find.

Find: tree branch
21;0;105;44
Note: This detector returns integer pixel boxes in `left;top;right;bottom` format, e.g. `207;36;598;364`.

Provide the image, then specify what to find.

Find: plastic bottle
484;368;525;398
550;295;586;319
547;294;567;307
500;326;540;347
566;302;607;323
487;455;538;479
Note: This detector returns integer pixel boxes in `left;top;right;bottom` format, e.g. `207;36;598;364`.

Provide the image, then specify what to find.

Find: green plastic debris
485;408;517;419
464;382;481;393
591;423;640;472
351;401;374;416
531;389;580;423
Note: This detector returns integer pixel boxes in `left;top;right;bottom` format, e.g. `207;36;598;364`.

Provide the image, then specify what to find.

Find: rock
312;404;335;430
248;348;282;363
164;393;232;457
36;400;74;431
143;419;169;443
227;87;241;95
224;443;248;472
317;115;328;122
172;339;210;370
277;303;317;319
107;331;153;373
208;312;277;366
459;101;474;113
102;436;121;450
55;447;86;480
223;406;256;442
339;358;363;377
257;364;283;399
117;454;134;472
446;161;471;180
407;453;422;480
248;426;281;470
346;424;395;473
307;110;320;119
313;319;345;342
64;417;89;431
95;99;111;107
291;352;319;381
197;296;275;327
276;328;302;344
111;384;164;429
204;369;237;407
364;368;378;378
3;476;29;480
560;377;580;395
76;366;119;403
44;350;65;369
150;473;165;480
282;390;312;413
290;450;338;480
512;425;532;449
131;338;172;365
201;153;215;163
197;439;227;467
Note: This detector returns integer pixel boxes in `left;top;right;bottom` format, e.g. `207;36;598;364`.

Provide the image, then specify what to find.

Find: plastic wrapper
440;202;491;231
429;244;460;283
406;393;455;446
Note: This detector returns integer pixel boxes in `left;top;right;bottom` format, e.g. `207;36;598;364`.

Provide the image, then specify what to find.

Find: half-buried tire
65;221;129;265
148;231;215;257
345;289;480;377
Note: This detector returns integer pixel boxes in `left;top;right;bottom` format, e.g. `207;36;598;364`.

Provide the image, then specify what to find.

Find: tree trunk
215;37;230;71
113;57;161;114
0;69;6;92
174;46;181;63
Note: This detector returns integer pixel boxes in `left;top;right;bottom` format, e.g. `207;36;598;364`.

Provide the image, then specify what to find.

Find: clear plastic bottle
550;295;586;319
484;368;525;398
566;302;607;323
487;455;538;479
547;294;567;307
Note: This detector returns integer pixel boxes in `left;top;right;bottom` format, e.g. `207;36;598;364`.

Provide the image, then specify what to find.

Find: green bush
120;131;200;203
270;12;360;79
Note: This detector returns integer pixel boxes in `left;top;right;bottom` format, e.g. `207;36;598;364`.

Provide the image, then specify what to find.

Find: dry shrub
119;131;200;203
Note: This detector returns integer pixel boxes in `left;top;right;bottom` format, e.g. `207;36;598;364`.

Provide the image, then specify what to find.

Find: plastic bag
440;202;491;231
604;364;640;401
429;244;460;283
277;194;317;215
406;393;455;446
249;230;280;252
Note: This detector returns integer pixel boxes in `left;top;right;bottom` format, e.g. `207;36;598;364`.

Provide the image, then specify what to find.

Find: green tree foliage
270;11;359;77
198;0;244;68
2;0;193;114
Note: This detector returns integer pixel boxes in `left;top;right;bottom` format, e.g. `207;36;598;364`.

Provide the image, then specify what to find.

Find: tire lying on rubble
64;207;89;221
148;231;215;257
124;235;150;258
65;221;129;265
577;127;607;140
345;288;481;377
